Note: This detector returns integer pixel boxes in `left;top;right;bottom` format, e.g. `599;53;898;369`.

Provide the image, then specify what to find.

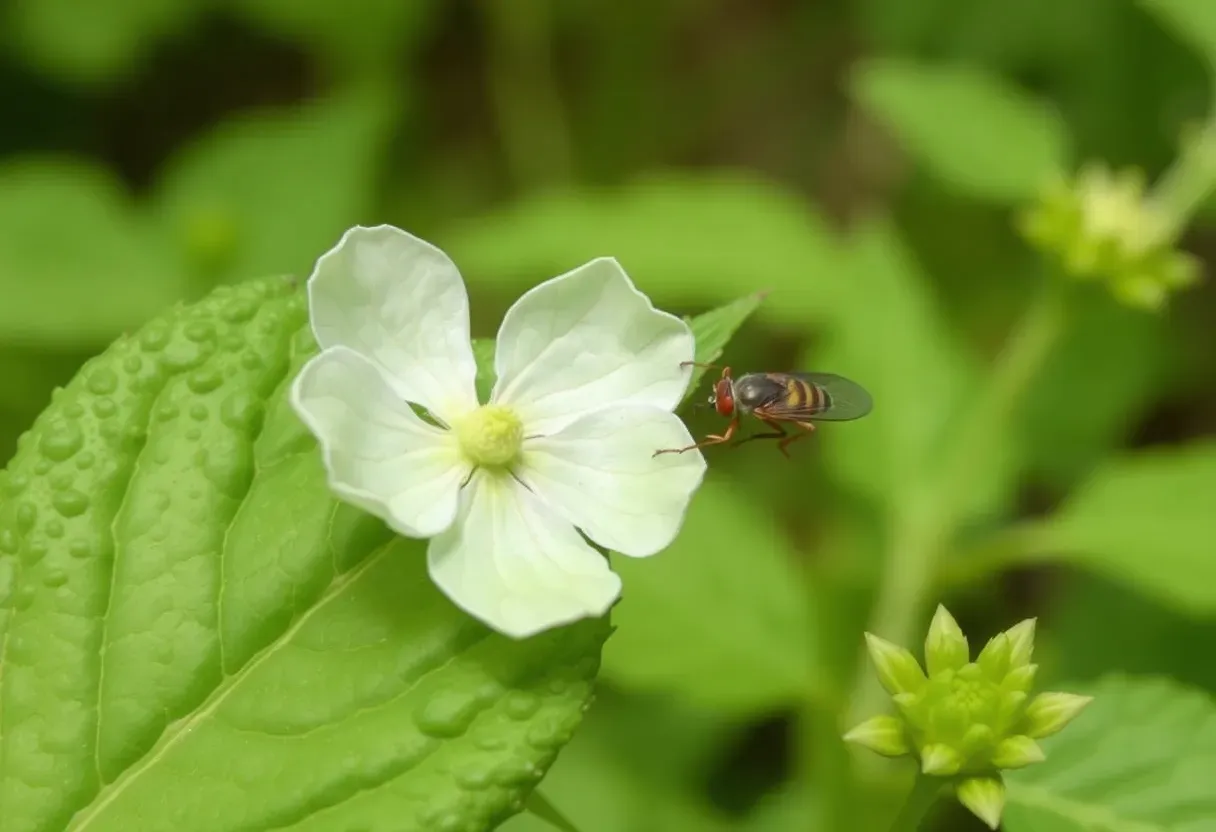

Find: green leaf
1018;294;1172;488
601;475;817;714
850;59;1069;202
4;0;201;84
1142;0;1216;70
1025;443;1216;614
443;173;845;325
683;292;767;404
229;0;439;73
153;92;395;287
810;221;1007;515
1004;675;1216;831
0;159;185;345
0;278;606;832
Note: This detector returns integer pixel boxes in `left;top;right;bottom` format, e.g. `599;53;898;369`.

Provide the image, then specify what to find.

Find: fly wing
790;372;873;421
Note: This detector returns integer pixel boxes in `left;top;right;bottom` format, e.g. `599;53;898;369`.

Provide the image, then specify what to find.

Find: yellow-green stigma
455;404;524;468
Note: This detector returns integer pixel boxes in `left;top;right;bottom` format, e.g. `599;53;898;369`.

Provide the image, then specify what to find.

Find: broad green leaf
683;292;767;404
153;92;394;287
1047;575;1216;695
809;221;1006;515
443;173;846;325
4;0;201;84
499;693;734;832
1142;0;1216;70
1025;442;1216;615
1018;294;1172;488
851;59;1069;202
0;278;606;832
228;0;439;73
0;160;185;345
601;475;817;713
1004;675;1216;831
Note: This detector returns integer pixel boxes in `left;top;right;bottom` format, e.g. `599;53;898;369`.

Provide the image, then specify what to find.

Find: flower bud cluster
845;606;1092;829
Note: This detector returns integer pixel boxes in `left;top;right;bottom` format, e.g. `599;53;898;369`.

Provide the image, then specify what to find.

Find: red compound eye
714;380;735;416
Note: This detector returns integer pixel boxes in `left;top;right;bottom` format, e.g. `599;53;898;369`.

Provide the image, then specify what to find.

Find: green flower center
454;404;524;468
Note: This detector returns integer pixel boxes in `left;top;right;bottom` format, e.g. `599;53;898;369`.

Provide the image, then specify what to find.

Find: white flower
290;225;707;638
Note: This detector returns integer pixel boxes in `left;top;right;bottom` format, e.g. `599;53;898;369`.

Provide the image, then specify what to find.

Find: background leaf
153;92;395;286
1004;675;1216;831
443;174;846;324
601;476;817;714
1024;442;1216;615
683;292;767;403
0;159;185;346
850;59;1070;202
1142;0;1216;69
0;278;605;832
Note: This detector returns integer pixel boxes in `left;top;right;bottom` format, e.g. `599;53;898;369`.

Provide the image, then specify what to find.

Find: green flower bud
1002;663;1038;695
920;743;962;776
845;605;1095;794
991;735;1044;769
1018;163;1202;311
1022;692;1094;739
956;776;1005;830
976;633;1013;682
843;715;910;757
1003;618;1036;670
864;633;927;696
925;605;969;676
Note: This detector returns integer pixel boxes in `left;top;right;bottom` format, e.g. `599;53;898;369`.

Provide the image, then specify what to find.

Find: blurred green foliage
3;0;1216;830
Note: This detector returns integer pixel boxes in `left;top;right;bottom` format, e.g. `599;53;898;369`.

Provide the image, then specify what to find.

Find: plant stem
846;277;1066;730
888;773;944;832
1153;117;1216;234
482;0;574;190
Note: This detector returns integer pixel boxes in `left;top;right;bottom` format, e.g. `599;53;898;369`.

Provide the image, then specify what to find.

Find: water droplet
526;719;570;751
76;452;95;471
33;461;51;476
43;569;67;588
185;321;216;343
24;540;47;564
157;404;180;422
4;474;28;496
12;584;34;611
64;402;84;419
16;503;37;532
69;540;91;559
414;689;482;738
547;677;569;695
44;520;64;539
190;404;209;422
188;369;222;394
0;531;18;554
50;471;74;491
140;326;170;351
87;369;118;395
239;352;263;371
222;334;244;352
163;341;209;372
186;428;202;441
503;692;540;721
476;736;506;752
92;398;116;419
123;355;143;374
222;298;258;323
221;392;263;432
52;490;89;518
492;758;540;787
436;814;466;832
455;766;493;791
39;423;82;462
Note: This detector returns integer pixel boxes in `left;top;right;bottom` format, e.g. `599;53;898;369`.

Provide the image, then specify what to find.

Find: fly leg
776;421;816;458
653;417;738;457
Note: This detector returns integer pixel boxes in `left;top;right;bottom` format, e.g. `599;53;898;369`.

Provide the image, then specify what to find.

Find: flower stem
1153;117;1216;235
846;276;1066;730
888;773;944;832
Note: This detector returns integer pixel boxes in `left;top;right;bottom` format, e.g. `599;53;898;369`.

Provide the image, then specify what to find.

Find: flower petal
427;470;621;639
515;404;705;557
491;257;694;434
307;225;478;425
291;346;470;538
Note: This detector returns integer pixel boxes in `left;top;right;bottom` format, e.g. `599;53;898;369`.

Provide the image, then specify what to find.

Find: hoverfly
653;362;872;458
